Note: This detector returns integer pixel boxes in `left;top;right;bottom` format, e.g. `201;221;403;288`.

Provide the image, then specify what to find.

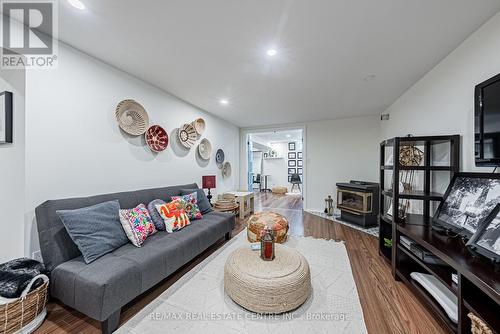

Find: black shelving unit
379;135;460;267
379;135;500;334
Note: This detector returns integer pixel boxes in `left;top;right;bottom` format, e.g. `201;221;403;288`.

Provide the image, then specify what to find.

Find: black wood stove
336;180;379;227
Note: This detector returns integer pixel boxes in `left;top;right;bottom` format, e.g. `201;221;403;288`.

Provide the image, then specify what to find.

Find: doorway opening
246;129;304;201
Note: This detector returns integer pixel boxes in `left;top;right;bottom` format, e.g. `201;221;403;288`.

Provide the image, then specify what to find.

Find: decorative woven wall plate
115;99;149;136
222;161;232;178
191;118;206;136
215;149;225;167
198;138;212;160
145;125;169;152
178;123;197;149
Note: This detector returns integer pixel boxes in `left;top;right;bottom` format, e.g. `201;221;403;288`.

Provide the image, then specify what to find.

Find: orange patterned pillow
156;200;191;233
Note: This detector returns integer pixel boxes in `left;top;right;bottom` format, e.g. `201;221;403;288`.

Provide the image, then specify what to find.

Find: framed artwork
466;204;500;263
433;173;500;238
288;175;292;182
288;142;296;151
288;152;296;159
297;160;303;167
297;152;303;159
288;160;296;167
288;168;296;174
263;152;268;158
0;91;13;144
297;168;303;174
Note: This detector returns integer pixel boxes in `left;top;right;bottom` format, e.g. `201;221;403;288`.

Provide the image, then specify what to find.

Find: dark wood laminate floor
36;192;447;334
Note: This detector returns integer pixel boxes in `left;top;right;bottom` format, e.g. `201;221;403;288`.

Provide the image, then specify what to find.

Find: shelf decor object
191;118;206;136
115;99;149;136
410;272;458;323
144;125;168;152
466;204;500;263
467;313;494;334
222;161;232;178
260;227;275;261
202;175;216;206
397;140;424;220
178;123;197;149
0;91;13;144
197;138;212;160
433;172;500;239
215;149;225;168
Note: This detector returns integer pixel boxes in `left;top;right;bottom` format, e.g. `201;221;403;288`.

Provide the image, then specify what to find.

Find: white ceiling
51;1;500;127
250;129;303;147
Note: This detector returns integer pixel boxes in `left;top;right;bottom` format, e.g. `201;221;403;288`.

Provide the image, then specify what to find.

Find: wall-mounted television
475;73;500;166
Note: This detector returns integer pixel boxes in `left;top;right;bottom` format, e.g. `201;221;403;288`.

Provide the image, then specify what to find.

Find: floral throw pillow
171;192;202;220
119;204;157;247
156;200;191;233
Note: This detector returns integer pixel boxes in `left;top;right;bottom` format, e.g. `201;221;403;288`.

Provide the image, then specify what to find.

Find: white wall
305;117;380;210
381;11;500;172
0;64;25;262
263;142;288;189
240;116;380;210
23;43;239;257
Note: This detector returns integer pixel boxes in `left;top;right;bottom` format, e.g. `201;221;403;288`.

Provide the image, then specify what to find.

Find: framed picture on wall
0;91;13;144
297;160;303;167
288;152;296;159
288;175;292;182
297;168;303;174
288;142;296;151
288;160;296;167
288;168;296;174
297;152;303;159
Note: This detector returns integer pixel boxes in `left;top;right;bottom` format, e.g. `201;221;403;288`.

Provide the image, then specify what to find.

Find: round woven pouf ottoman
247;212;289;243
224;244;311;314
272;186;288;194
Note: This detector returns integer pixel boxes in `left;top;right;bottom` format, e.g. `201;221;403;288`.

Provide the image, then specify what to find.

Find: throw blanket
0;258;48;299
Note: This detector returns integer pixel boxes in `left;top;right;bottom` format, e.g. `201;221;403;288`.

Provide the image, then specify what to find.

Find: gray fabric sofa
35;183;235;333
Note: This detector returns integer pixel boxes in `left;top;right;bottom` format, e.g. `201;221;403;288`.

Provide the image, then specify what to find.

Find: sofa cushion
56;200;128;264
111;233;188;290
119;204;157;247
181;188;212;214
51;253;142;321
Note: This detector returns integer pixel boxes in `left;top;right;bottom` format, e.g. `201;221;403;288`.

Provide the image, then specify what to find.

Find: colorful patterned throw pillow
156;200;191;233
171;192;202;220
119;204;158;247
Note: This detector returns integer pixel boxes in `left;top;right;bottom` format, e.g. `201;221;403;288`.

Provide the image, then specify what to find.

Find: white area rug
305;210;379;238
117;232;367;334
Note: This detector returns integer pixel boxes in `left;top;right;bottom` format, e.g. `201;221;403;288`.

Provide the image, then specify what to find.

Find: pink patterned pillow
171;192;202;220
119;204;157;247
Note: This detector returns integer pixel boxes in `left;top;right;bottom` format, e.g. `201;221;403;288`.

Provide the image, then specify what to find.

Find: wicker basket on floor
0;280;48;334
468;313;493;334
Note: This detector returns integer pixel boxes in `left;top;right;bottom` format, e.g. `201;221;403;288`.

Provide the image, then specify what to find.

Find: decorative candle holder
260;227;275;261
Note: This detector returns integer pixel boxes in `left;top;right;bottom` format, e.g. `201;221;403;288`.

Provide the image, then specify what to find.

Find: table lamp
202;175;216;206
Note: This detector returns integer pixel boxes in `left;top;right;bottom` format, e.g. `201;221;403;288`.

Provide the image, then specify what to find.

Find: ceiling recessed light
363;74;376;82
286;134;291;138
219;99;229;105
266;49;277;57
68;0;85;10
